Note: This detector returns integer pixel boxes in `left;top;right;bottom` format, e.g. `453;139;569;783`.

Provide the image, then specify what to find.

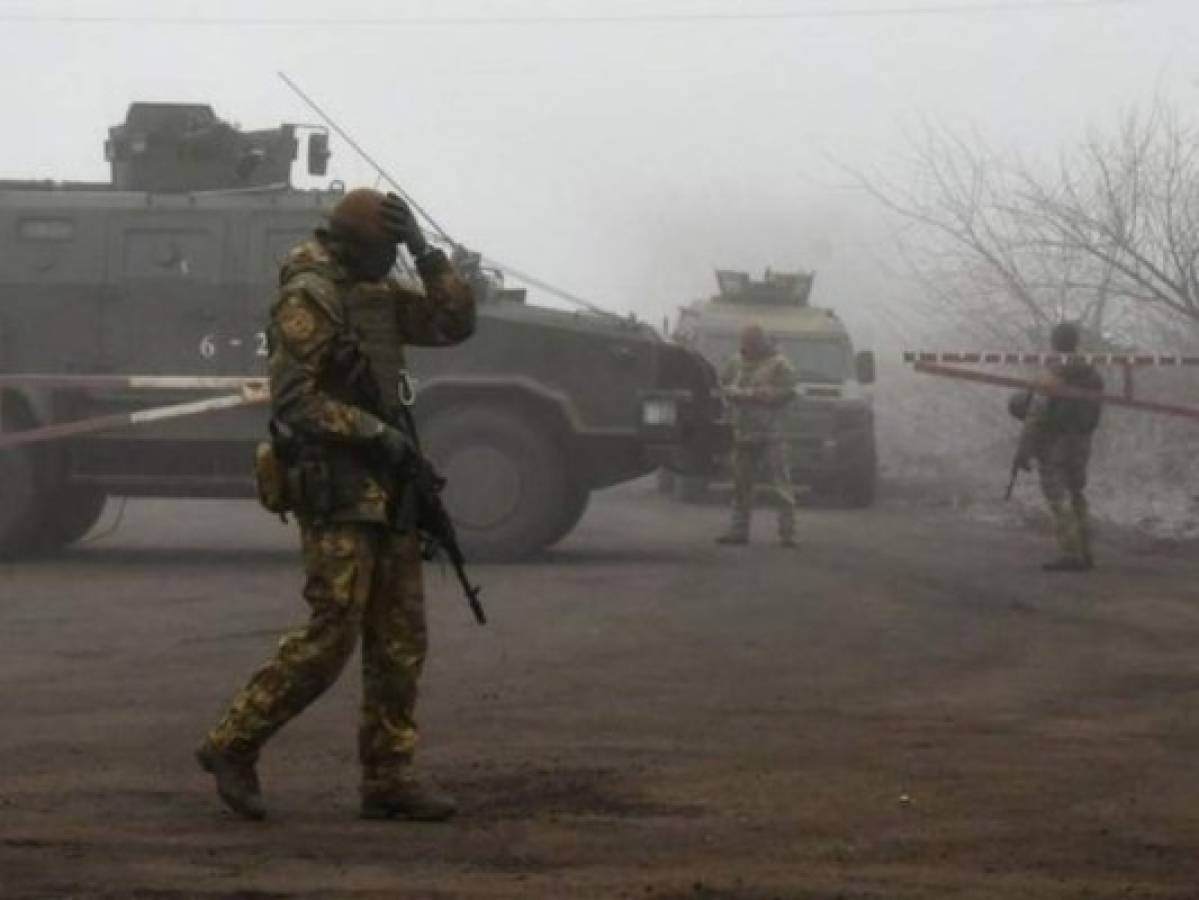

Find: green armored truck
0;103;722;560
665;269;877;506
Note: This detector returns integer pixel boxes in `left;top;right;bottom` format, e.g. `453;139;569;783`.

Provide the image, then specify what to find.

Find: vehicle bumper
638;388;730;476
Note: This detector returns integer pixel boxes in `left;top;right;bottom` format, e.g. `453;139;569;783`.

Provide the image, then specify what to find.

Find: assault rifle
344;347;486;626
1004;461;1019;501
402;452;487;626
1005;446;1033;502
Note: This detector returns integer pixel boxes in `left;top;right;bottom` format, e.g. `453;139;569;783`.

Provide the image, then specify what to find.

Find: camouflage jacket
268;235;476;523
721;351;797;443
1019;359;1104;458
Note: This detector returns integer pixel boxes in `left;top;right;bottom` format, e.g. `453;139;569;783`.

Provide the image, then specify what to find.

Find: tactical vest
1048;361;1104;434
728;353;793;442
342;282;409;425
271;269;410;524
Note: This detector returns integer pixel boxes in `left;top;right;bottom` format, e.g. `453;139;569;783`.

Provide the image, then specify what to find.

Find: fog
2;0;1194;343
10;8;1199;892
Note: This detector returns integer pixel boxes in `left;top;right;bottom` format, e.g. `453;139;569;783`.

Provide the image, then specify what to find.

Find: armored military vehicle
665;269;877;506
0;102;722;560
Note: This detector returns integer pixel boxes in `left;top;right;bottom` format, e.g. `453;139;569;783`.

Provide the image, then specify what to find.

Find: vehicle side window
18;217;75;241
121;228;219;282
5;215;99;283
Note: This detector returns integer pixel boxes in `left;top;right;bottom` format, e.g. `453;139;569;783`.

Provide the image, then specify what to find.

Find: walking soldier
197;188;476;821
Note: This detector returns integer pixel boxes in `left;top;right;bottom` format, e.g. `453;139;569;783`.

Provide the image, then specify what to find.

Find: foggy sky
2;0;1195;346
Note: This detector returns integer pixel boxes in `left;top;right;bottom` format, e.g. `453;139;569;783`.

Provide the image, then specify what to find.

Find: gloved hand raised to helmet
381;192;430;258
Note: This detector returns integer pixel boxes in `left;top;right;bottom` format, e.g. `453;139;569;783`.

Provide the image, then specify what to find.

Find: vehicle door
1;209;106;374
104;211;232;375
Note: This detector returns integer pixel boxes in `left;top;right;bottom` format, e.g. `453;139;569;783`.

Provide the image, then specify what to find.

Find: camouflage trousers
729;440;796;540
1037;432;1093;562
206;522;427;790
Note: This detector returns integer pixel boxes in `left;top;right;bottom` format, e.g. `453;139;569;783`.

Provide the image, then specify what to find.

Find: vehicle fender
413;375;581;446
413;374;600;492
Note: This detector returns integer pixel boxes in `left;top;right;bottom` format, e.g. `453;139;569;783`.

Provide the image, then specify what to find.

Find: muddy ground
2;482;1199;899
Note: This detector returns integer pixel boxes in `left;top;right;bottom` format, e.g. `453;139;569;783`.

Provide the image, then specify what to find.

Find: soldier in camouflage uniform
1014;322;1104;572
716;324;799;546
196;188;476;821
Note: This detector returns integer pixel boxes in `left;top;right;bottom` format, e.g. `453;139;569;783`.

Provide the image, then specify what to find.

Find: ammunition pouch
253;421;336;522
289;455;336;521
254;441;292;515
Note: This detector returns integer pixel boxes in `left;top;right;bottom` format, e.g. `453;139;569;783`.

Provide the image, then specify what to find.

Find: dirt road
2;484;1198;899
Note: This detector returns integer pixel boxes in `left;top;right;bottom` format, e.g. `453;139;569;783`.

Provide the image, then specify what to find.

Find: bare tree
857;101;1199;349
1020;103;1199;328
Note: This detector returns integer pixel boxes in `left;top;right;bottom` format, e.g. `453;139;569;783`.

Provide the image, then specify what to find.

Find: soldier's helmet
1050;322;1081;353
740;323;771;359
329;188;395;246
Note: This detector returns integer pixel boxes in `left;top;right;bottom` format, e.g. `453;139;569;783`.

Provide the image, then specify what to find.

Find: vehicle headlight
642;397;678;427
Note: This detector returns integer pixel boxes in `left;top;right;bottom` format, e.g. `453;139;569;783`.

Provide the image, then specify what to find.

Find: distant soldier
1013;322;1104;571
716;323;798;546
196;188;476;821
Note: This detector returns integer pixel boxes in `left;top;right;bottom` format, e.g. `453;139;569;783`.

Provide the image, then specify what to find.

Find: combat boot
361;777;457;822
196;741;266;821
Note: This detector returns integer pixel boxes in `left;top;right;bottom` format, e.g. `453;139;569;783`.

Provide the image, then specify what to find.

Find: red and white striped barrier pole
902;351;1199;367
0;376;270;449
902;352;1199;421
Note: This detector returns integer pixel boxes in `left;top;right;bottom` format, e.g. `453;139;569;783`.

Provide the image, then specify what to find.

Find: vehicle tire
541;478;591;549
656;467;676;495
0;401;48;556
422;406;569;561
36;486;108;548
841;453;878;508
673;474;709;504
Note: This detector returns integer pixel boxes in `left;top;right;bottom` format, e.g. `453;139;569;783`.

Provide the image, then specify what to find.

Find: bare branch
853;99;1199;348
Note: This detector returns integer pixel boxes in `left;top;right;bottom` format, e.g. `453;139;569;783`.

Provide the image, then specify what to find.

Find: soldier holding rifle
197;188;477;821
1010;323;1104;572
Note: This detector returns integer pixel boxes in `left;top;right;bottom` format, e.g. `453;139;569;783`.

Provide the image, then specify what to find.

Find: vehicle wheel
673;474;709;504
36;486;108;548
422;406;568;561
0;401;48;556
841;454;878;508
656;468;676;495
541;478;591;549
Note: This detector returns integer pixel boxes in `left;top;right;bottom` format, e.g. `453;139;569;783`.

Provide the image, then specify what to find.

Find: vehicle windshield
697;332;851;384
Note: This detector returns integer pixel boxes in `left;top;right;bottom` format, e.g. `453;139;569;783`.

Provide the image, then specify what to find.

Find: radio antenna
279;71;453;243
278;71;617;318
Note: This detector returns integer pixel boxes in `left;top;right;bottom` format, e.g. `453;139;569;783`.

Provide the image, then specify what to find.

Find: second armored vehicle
665;269;877;506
